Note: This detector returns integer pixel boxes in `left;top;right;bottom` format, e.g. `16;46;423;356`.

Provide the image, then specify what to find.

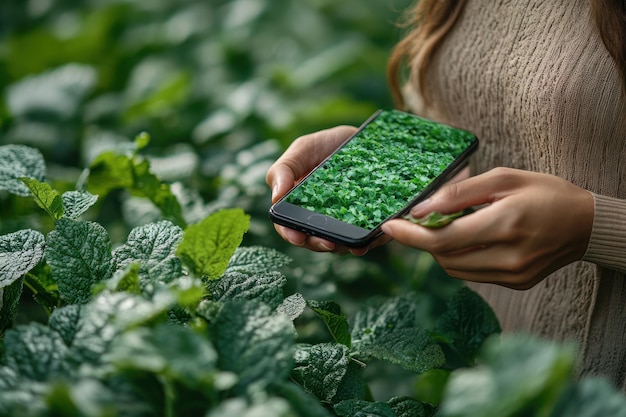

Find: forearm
582;193;626;273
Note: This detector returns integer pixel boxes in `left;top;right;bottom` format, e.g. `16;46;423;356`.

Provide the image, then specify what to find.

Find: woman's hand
381;167;595;289
266;125;390;255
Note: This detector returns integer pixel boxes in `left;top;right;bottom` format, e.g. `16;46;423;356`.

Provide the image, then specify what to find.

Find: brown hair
388;0;626;109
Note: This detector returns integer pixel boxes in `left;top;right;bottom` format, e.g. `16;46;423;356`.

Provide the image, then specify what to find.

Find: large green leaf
296;343;350;403
3;323;71;382
46;219;113;304
0;145;46;196
112;220;183;285
0;229;45;288
334;399;396;417
437;286;501;365
439;335;576;417
351;294;444;373
177;209;250;279
213;301;295;395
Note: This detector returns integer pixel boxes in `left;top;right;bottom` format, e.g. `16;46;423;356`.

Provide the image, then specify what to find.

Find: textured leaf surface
308;300;351;347
61;191;98;220
0;229;45;288
213;301;294;394
0;280;24;332
209;271;286;308
113;220;183;285
334;399;396;417
351;295;444;373
0;145;46;196
300;343;350;402
46;219;113;304
439;335;575;417
388;396;426;417
277;293;307;320
3;323;71;381
437;287;501;364
177;209;250;279
226;246;291;275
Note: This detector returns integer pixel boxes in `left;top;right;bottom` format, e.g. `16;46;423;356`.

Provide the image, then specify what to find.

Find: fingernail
320;241;335;251
410;198;431;217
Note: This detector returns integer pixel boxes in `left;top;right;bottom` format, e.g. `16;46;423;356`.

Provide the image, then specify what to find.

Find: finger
410;167;524;218
266;126;357;202
382;206;502;253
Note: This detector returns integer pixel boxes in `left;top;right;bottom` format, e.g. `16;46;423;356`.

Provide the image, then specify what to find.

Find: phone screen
270;109;477;246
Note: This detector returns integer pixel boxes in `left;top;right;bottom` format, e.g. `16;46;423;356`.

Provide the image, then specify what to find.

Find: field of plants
2;0;626;416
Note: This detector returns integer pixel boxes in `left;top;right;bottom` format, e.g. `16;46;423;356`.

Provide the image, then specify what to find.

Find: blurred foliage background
0;0;461;398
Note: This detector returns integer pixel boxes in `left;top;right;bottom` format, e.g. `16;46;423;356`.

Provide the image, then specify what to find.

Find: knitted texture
410;0;626;388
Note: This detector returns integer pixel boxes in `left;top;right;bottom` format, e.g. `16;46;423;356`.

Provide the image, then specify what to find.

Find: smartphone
269;109;478;247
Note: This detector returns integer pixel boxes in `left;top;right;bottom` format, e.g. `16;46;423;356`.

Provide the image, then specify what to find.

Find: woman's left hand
381;167;595;289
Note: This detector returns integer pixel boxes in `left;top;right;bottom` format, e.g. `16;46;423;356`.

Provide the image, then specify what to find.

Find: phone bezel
268;110;479;248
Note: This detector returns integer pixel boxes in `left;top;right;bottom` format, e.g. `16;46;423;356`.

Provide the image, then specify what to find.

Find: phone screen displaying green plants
284;110;476;230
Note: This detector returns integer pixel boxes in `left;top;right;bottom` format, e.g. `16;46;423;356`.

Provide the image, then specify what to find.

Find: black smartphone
269;109;478;247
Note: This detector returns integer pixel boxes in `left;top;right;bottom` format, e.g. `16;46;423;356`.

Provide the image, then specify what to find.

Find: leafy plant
2;141;626;416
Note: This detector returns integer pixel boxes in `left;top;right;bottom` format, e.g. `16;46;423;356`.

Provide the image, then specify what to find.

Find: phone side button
307;214;328;227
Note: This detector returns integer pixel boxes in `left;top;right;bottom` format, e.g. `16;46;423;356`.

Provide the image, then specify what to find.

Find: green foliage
2;2;626;415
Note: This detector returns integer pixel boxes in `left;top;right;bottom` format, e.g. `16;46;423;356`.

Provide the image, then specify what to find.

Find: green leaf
307;300;351;347
550;378;626;417
277;292;307;321
109;324;218;389
388;396;427;417
213;301;295;395
351;295;444;373
226;246;292;275
437;287;501;364
208;271;286;308
206;397;296;417
86;151;185;227
272;382;335;417
0;145;46;196
3;323;71;381
61;191;98;220
177;209;250;279
0;280;24;332
332;361;368;404
48;291;176;367
101;262;141;294
113;220;183;285
297;343;350;402
334;399;396;417
439;334;576;417
46;219;113;304
19;177;64;220
0;229;45;288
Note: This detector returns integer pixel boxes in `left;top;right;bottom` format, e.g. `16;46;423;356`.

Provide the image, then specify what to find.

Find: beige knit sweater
410;0;626;387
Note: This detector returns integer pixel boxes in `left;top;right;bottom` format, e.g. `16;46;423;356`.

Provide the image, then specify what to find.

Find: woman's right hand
266;125;387;255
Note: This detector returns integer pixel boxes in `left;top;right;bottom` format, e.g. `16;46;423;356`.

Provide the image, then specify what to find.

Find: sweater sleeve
582;193;626;273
